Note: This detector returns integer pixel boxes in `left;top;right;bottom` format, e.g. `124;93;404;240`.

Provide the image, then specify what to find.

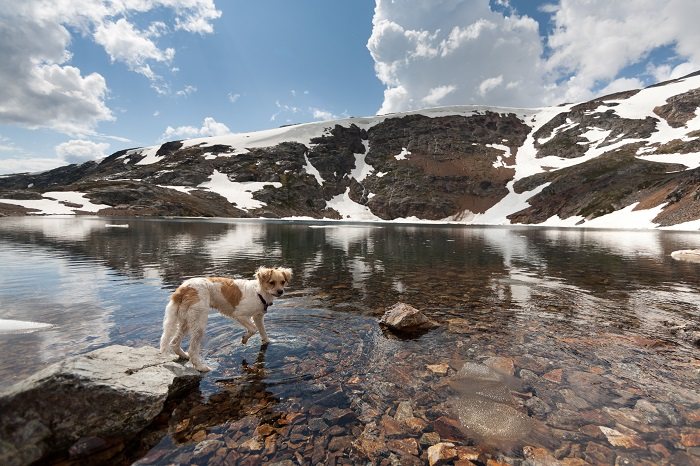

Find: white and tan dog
159;266;292;372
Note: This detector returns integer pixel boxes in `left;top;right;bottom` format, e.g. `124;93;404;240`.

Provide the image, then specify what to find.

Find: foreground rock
0;345;201;466
379;302;438;332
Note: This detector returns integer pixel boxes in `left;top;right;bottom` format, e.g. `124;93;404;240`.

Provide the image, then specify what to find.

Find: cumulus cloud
546;0;700;103
0;0;221;134
367;0;545;113
55;139;110;164
161;117;231;140
368;0;700;112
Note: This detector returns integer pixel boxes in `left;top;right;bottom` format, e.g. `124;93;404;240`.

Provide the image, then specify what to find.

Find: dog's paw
261;339;270;346
193;362;212;372
241;335;249;344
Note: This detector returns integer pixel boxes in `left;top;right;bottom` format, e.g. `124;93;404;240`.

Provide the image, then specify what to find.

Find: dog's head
255;266;292;297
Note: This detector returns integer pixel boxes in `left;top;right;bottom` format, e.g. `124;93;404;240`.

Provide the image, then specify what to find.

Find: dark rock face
363;112;529;220
654;88;700;128
0;112;529;221
0;345;200;466
533;102;657;160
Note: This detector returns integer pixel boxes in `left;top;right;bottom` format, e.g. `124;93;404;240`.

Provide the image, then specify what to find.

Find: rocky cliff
2;71;700;229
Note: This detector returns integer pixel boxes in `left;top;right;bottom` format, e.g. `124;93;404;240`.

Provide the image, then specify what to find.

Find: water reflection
1;218;699;464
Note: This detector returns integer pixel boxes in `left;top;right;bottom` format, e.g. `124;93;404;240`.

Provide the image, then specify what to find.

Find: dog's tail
159;285;198;353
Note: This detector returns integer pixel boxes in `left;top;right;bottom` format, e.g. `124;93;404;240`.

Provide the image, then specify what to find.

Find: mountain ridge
2;71;700;230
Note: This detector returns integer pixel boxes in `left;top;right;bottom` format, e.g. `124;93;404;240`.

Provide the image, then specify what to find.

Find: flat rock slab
0;345;201;466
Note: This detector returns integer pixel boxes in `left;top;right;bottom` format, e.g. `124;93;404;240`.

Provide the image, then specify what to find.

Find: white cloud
368;0;546;113
368;0;700;112
0;0;221;135
422;85;457;106
228;92;241;103
270;100;301;122
545;0;700;102
478;76;504;96
161;117;231;140
175;85;197;97
0;10;113;135
0;157;66;175
310;108;337;121
55;139;110;164
94;18;175;69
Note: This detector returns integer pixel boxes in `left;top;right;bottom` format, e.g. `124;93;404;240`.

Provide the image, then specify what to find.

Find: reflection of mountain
3;218;699;324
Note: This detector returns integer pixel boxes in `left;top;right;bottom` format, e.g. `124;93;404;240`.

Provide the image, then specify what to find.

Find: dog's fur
159;266;292;371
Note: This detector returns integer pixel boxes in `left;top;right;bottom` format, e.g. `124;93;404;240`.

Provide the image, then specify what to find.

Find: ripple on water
199;306;379;400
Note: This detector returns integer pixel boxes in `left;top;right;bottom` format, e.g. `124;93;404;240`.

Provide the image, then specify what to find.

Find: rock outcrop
0;345;200;466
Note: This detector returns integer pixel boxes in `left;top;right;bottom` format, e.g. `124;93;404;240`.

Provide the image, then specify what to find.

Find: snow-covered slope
2;72;700;230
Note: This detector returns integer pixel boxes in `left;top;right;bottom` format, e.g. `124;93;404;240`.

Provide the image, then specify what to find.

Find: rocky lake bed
0;218;699;465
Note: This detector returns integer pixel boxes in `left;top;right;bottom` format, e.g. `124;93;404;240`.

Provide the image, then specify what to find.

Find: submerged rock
448;362;532;443
671;249;700;263
379;302;438;332
0;345;200;466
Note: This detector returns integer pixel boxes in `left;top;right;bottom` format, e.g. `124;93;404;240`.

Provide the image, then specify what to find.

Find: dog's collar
257;293;271;313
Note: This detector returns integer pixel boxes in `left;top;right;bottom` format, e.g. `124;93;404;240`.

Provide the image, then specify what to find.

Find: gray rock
379;302;437;332
0;345;200;466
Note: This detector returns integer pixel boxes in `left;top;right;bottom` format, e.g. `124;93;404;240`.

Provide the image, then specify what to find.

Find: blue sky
1;0;699;174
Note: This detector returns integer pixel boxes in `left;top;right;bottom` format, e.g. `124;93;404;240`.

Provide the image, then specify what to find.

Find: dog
159;266;292;372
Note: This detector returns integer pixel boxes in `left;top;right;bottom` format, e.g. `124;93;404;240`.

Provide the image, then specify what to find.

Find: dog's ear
279;267;293;283
255;266;273;282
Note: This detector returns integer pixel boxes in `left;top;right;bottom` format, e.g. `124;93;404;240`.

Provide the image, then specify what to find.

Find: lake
1;217;699;465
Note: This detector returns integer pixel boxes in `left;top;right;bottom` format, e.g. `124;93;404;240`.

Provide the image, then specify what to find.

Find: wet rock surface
0;345;200;466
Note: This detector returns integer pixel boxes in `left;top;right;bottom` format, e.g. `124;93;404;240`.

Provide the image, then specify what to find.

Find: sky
1;0;699;175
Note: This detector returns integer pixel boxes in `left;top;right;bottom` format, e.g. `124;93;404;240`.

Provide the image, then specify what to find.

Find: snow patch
135;146;162;165
327;187;381;221
637;153;700;170
395;147;411;161
351;141;374;182
199;170;281;209
304;154;324;185
0;191;110;215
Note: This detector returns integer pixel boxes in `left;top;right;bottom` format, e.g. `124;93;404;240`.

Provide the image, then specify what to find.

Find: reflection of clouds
349;258;373;294
473;228;537;268
544;229;663;257
470;228;545;307
0;216;105;241
322;225;380;254
393;280;406;293
203;223;266;262
0;247;114;374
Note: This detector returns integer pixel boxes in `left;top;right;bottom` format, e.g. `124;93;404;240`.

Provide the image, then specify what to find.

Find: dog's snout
276;289;284;296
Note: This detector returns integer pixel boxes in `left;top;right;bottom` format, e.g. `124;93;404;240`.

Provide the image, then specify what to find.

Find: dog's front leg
253;314;269;344
235;316;257;344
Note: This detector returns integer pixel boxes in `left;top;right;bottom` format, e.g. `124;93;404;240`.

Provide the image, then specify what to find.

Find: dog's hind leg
186;305;211;372
170;322;189;359
159;300;179;354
